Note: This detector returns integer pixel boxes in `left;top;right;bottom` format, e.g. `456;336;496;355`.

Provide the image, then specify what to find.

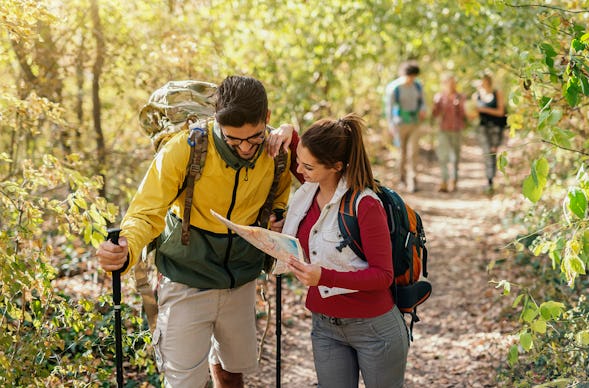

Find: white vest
279;177;380;298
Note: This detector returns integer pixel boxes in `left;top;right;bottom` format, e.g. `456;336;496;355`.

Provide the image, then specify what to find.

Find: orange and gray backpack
337;185;432;340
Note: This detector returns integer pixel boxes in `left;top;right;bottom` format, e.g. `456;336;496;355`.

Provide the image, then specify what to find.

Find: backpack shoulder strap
415;81;424;111
181;122;208;245
384;188;409;233
336;189;365;260
394;84;400;105
414;211;428;278
258;148;288;227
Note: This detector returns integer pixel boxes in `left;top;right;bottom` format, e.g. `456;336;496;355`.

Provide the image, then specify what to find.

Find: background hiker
96;75;292;388
384;62;427;192
472;72;507;193
282;113;409;388
431;73;467;193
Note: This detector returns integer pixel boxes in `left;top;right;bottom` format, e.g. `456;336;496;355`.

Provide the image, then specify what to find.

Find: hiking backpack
135;80;287;332
337;185;432;340
393;80;424;112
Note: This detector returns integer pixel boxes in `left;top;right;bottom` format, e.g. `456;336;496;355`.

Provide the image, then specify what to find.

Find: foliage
0;76;156;384
491;4;589;385
1;0;588;385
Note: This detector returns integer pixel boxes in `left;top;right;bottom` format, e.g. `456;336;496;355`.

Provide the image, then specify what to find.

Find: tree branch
504;2;589;14
541;139;589;156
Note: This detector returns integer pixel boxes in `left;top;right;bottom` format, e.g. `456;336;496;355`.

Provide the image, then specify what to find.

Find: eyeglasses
221;126;267;146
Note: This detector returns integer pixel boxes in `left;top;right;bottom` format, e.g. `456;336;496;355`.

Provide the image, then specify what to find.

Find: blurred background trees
1;0;587;386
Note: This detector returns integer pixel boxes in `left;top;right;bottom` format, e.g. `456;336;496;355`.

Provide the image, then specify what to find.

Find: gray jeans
436;130;462;181
478;123;504;181
311;306;409;388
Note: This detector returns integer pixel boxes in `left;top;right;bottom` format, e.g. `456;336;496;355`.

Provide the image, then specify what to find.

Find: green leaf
530;318;547;334
568;255;586;275
523;175;543;203
512;294;524;308
533;239;549;256
538;109;550;128
90;231;105;248
567;188;587;219
540;42;557;68
73;196;88;210
576;330;589;346
520;332;533;351
540;42;557;57
581;76;589;96
547;109;562;125
571;38;584;52
549;246;562;269
507;345;519;367
550;127;573;149
539;301;565;320
523;158;549;203
89;208;106;225
522;305;538;322
498;152;508;173
83;224;92;243
564;78;581;107
535;157;549;177
539;96;552;110
582;230;589;262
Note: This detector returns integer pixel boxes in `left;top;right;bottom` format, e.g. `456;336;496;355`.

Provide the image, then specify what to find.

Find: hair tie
338;118;351;132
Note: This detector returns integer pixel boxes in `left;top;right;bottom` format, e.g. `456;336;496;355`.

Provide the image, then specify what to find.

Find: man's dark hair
403;64;420;76
215;75;268;127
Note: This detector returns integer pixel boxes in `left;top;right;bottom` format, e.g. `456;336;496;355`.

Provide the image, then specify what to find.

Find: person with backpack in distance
431;73;467;193
96;75;293;388
384;62;427;192
280;113;410;388
472;72;507;193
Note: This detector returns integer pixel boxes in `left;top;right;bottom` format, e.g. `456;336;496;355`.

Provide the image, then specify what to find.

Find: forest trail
247;129;521;388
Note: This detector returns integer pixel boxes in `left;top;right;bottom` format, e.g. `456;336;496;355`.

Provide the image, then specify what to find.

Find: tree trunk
75;31;85;150
9;19;68;161
90;0;107;198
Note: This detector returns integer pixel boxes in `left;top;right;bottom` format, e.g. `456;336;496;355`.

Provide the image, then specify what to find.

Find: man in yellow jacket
96;75;292;387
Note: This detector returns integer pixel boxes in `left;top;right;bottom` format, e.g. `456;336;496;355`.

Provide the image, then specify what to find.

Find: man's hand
97;237;129;272
267;124;295;158
288;256;321;286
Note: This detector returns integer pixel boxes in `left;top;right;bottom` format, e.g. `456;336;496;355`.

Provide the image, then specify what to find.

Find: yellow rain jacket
120;124;291;289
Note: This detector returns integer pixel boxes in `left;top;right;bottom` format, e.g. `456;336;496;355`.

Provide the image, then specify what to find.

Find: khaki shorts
153;277;258;387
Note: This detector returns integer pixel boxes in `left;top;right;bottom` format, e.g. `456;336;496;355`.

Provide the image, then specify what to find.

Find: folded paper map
210;209;304;274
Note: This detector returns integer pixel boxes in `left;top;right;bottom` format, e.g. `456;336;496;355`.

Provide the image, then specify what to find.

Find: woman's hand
267;124;295;158
288;256;321;286
268;213;285;232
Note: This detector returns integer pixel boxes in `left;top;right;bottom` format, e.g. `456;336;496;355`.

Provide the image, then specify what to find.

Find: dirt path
247;131;520;387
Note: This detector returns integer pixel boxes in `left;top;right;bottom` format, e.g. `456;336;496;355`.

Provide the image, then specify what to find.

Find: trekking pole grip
106;228;126;388
106;228;126;302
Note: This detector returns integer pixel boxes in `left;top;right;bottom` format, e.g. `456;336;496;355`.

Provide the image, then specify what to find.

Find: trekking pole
273;209;285;388
276;272;282;388
106;228;128;388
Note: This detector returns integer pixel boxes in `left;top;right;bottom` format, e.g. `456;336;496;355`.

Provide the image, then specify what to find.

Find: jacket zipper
224;167;241;288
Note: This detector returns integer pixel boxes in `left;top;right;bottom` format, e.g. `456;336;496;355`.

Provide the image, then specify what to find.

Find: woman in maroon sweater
281;113;409;388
